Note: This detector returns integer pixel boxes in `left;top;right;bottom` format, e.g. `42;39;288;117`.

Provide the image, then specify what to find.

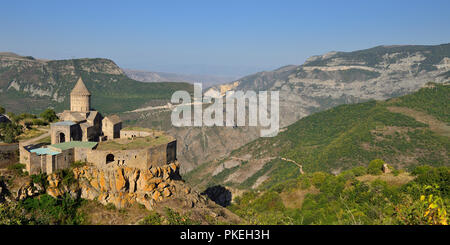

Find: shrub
59;169;76;187
8;163;26;176
139;212;162;225
0;203;30;225
31;118;47;126
31;173;48;188
413;166;450;197
40;109;57;123
71;161;87;168
164;207;199;225
367;159;385;175
411;165;435;176
20;194;85;225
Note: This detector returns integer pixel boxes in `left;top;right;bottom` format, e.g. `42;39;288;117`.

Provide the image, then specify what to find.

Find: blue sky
1;0;449;76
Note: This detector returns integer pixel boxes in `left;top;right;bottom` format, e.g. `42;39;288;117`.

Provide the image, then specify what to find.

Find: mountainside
123;69;236;88
0;53;192;114
206;44;450;127
125;44;450;173
185;83;449;192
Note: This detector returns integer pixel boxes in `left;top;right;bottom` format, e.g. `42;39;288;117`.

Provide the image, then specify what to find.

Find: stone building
51;78;103;144
20;77;177;175
70;77;91;112
102;115;122;140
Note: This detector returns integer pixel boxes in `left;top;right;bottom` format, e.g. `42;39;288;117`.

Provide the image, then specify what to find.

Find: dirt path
20;131;50;145
280;157;304;174
387;106;450;137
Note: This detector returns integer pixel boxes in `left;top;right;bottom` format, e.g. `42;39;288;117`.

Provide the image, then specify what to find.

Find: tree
367;159;385;175
40;109;57;122
0;106;5;114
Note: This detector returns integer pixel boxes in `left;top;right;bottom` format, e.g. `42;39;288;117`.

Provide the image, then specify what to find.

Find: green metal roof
30;148;60;156
50;141;98;150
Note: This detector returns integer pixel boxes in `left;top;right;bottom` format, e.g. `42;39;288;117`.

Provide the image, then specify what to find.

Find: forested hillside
186;83;449;192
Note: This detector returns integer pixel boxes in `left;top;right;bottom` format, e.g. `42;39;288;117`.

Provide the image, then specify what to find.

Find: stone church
50;77;122;144
20;77;177;175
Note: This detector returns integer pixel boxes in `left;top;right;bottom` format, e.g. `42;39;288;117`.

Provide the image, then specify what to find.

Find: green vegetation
0;107;57;143
0;202;30;225
71;161;87;168
19;194;85;225
229;164;449;225
39;109;58;122
222;84;449;189
391;83;450;123
139;212;163;225
138;208;200;225
7;163;26;176
367;159;386;175
0;121;23;143
30;173;48;188
163;207;200;225
0;57;193;114
1;193;86;225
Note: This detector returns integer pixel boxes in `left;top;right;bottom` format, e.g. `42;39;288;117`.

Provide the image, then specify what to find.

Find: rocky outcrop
45;161;208;210
382;164;392;174
15;181;44;201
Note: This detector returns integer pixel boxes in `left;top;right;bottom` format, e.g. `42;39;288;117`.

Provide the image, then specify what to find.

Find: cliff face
45;161;210;210
205;44;450;128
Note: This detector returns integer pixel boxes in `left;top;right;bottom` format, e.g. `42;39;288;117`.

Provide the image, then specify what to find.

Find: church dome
70;77;91;96
70;77;91;112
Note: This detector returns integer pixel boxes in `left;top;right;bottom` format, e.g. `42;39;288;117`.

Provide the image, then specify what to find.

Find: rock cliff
45;161;210;211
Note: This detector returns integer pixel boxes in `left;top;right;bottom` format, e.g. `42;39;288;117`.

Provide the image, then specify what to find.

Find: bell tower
70;77;91;112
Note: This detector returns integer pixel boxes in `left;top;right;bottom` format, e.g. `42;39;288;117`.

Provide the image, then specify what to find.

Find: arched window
106;154;115;164
59;132;65;143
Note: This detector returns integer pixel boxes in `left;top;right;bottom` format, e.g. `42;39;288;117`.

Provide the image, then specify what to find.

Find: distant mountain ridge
206;43;450;127
123;69;237;88
0;52;192;114
126;43;450;174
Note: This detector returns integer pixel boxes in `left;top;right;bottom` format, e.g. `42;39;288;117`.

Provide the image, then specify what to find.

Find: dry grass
96;135;173;151
121;126;155;133
356;172;415;186
280;186;320;209
78;200;152;225
16;127;48;141
388;106;450;137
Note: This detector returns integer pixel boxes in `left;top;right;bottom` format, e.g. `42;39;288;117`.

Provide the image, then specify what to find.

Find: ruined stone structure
20;77;177;176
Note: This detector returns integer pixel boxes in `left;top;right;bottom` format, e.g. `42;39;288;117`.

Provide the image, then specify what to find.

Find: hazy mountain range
123;69;238;88
1;44;449;175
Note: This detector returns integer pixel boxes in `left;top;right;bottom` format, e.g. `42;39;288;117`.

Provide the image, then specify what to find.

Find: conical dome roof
70;77;91;95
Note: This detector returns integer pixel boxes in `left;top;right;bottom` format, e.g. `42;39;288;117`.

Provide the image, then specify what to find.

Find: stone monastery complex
19;78;177;175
